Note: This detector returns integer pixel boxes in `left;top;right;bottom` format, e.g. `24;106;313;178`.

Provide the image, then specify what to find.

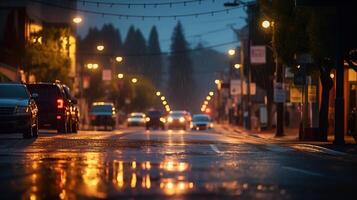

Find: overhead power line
70;0;212;8
29;0;244;20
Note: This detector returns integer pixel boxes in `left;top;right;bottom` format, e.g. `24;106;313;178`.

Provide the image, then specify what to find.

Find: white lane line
210;144;221;153
282;166;324;177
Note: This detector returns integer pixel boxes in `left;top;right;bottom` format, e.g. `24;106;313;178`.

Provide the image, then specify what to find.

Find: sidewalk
217;123;357;154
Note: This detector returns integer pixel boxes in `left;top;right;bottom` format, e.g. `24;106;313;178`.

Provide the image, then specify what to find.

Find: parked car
89;102;116;130
62;84;80;132
146;110;165;130
127;112;146;127
167;110;190;130
0;83;38;138
27;82;79;133
191;114;213;130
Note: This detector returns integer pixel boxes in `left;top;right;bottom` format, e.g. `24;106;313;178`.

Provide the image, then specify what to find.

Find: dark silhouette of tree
147;26;163;88
168;21;194;110
134;29;147;75
123;26;137;74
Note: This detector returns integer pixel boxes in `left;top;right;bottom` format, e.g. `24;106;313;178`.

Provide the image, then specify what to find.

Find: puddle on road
0;152;290;199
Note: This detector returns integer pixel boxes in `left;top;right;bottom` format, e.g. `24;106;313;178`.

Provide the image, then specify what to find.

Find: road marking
210;144;221;153
282;166;324;177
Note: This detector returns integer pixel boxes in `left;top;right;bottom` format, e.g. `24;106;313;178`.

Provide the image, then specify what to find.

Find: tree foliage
25;27;71;85
168;21;194;110
147;26;163;88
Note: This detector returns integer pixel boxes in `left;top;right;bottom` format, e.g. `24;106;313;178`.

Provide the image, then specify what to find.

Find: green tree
168;21;194;110
25;27;71;85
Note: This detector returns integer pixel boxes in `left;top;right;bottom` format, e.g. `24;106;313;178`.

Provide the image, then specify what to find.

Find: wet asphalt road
0;127;357;200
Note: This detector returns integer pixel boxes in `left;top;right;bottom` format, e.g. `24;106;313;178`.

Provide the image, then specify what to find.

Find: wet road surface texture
0;127;356;200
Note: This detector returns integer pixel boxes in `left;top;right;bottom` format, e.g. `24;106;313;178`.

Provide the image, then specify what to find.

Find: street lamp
117;73;124;79
131;78;138;83
234;63;241;69
162;101;167;105
206;96;211;101
161;96;165;101
209;91;214;96
261;19;284;136
228;49;236;56
86;63;98;70
156;91;161;96
97;45;104;51
116;56;123;63
72;17;82;24
204;101;209;105
261;20;271;29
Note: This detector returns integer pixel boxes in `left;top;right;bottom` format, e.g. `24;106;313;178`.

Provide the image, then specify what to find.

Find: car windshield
0;85;29;99
27;84;61;100
90;105;113;113
193;115;210;122
130;113;145;118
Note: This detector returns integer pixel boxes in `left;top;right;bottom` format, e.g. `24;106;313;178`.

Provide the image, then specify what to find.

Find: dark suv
27;82;79;133
146;110;165;130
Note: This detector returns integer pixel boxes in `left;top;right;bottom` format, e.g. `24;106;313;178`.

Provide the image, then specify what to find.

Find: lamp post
262;19;284;137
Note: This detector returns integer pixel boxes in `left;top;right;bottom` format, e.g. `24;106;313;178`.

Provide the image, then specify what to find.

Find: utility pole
334;4;345;144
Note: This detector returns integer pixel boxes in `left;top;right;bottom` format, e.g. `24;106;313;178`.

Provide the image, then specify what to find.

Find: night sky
75;0;247;52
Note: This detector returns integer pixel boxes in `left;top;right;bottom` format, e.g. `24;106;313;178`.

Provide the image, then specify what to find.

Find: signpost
250;45;266;64
274;82;286;103
102;69;112;81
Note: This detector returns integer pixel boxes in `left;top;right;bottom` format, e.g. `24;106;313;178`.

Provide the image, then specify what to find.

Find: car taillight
57;99;64;109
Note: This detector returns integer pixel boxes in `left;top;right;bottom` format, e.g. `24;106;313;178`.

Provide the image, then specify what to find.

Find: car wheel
32;118;39;138
57;120;67;133
22;126;32;139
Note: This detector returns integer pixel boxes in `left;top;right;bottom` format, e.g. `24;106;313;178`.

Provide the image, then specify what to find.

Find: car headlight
127;118;133;122
16;106;29;114
167;117;173;123
160;117;166;123
146;117;150;122
179;117;185;123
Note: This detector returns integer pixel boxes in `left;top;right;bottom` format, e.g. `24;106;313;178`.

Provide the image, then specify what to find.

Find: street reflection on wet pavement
0;128;356;199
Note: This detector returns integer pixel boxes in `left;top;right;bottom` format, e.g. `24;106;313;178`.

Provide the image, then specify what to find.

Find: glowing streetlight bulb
204;101;208;105
97;45;104;51
116;56;123;62
262;20;271;29
330;73;335;79
87;63;93;69
206;96;211;101
209;91;214;96
215;79;221;85
72;17;82;24
162;101;167;105
131;78;138;83
234;64;241;69
92;63;98;69
117;73;124;79
156;91;161;96
228;49;236;56
161;96;165;101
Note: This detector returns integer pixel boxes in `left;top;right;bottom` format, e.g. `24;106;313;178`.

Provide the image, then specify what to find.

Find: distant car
89;102;116;130
191;114;213;130
127;112;146;127
167;110;190;130
27;82;79;133
146;110;165;130
0;83;38;138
